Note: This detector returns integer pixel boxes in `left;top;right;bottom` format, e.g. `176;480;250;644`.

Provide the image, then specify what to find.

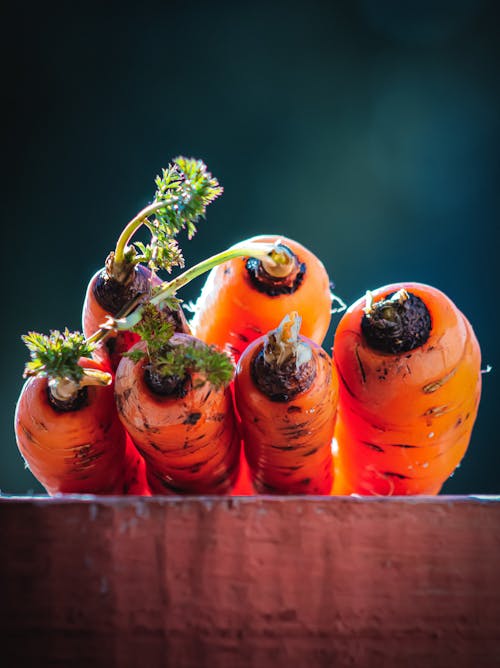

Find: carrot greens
125;303;233;389
110;157;223;280
22;330;95;381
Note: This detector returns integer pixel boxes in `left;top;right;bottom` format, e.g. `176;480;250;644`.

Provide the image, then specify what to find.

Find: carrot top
21;329;111;406
22;330;95;382
361;288;432;354
125;303;233;390
252;311;317;401
110;157;223;281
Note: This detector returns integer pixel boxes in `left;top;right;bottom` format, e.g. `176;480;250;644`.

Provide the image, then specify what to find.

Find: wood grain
1;495;499;667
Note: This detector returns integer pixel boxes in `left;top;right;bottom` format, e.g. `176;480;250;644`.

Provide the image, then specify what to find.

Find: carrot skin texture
333;282;482;496
14;358;128;495
191;235;332;362
114;338;240;495
234;336;338;495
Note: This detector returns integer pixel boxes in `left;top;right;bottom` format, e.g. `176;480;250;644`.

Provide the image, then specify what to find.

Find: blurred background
2;0;499;494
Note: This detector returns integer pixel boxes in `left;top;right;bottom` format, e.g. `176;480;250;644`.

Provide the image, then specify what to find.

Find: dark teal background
3;1;499;494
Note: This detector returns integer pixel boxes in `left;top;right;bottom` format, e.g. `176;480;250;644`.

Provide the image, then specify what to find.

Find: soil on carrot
144;366;191;398
361;291;432;354
250;348;317;402
245;250;306;296
92;263;154;315
47;386;88;412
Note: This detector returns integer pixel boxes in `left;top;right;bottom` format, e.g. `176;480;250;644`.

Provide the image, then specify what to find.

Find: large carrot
82;157;221;369
332;283;482;496
14;330;128;495
190;235;336;362
114;304;240;495
234;312;338;494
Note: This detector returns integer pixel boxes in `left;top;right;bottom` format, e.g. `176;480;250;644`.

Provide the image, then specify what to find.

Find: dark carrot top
361;288;432;354
250;311;317;401
125;303;234;395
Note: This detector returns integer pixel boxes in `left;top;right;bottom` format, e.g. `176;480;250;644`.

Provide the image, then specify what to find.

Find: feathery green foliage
126;303;233;388
134;156;223;273
155;343;234;389
126;303;175;361
22;329;94;381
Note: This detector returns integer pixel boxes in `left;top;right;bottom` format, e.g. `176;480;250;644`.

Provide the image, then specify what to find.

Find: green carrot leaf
155;343;234;389
127;302;175;358
126;300;233;389
131;156;223;273
22;329;94;381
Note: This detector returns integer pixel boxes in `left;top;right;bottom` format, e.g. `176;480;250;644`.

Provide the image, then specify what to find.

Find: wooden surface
1;495;500;668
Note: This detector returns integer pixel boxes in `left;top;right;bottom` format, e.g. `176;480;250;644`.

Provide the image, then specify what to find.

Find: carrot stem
48;368;112;403
113;200;175;268
150;242;282;307
105;241;287;334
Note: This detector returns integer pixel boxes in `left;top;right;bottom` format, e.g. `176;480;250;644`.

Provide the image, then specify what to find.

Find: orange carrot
190;235;335;362
234;312;338;494
114;305;240;494
332;283;482;496
14;330;128;495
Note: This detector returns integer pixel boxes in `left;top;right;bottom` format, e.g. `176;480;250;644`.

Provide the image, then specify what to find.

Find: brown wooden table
1;495;499;667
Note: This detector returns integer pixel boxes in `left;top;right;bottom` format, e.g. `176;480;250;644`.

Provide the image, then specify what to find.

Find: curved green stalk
112;157;223;277
87;241;291;342
113;200;177;267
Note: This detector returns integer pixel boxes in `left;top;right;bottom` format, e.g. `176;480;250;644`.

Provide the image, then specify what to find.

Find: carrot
14;330;128;495
114;304;240;495
77;350;152;496
82;157;222;369
332;283;482;496
234;311;338;495
190;235;336;362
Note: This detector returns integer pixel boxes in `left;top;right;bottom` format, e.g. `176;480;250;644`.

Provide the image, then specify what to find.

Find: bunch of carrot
14;156;484;497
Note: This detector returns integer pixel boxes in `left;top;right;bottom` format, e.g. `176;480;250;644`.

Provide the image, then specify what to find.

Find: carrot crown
262;311;312;369
252;311;316;401
126;303;234;389
22;329;112;406
361;289;432;354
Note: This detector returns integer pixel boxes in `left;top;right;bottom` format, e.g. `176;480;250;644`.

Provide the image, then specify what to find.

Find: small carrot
14;330;128;495
332;283;482;496
234;311;338;495
190;235;337;362
114;304;240;495
82;157;222;369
